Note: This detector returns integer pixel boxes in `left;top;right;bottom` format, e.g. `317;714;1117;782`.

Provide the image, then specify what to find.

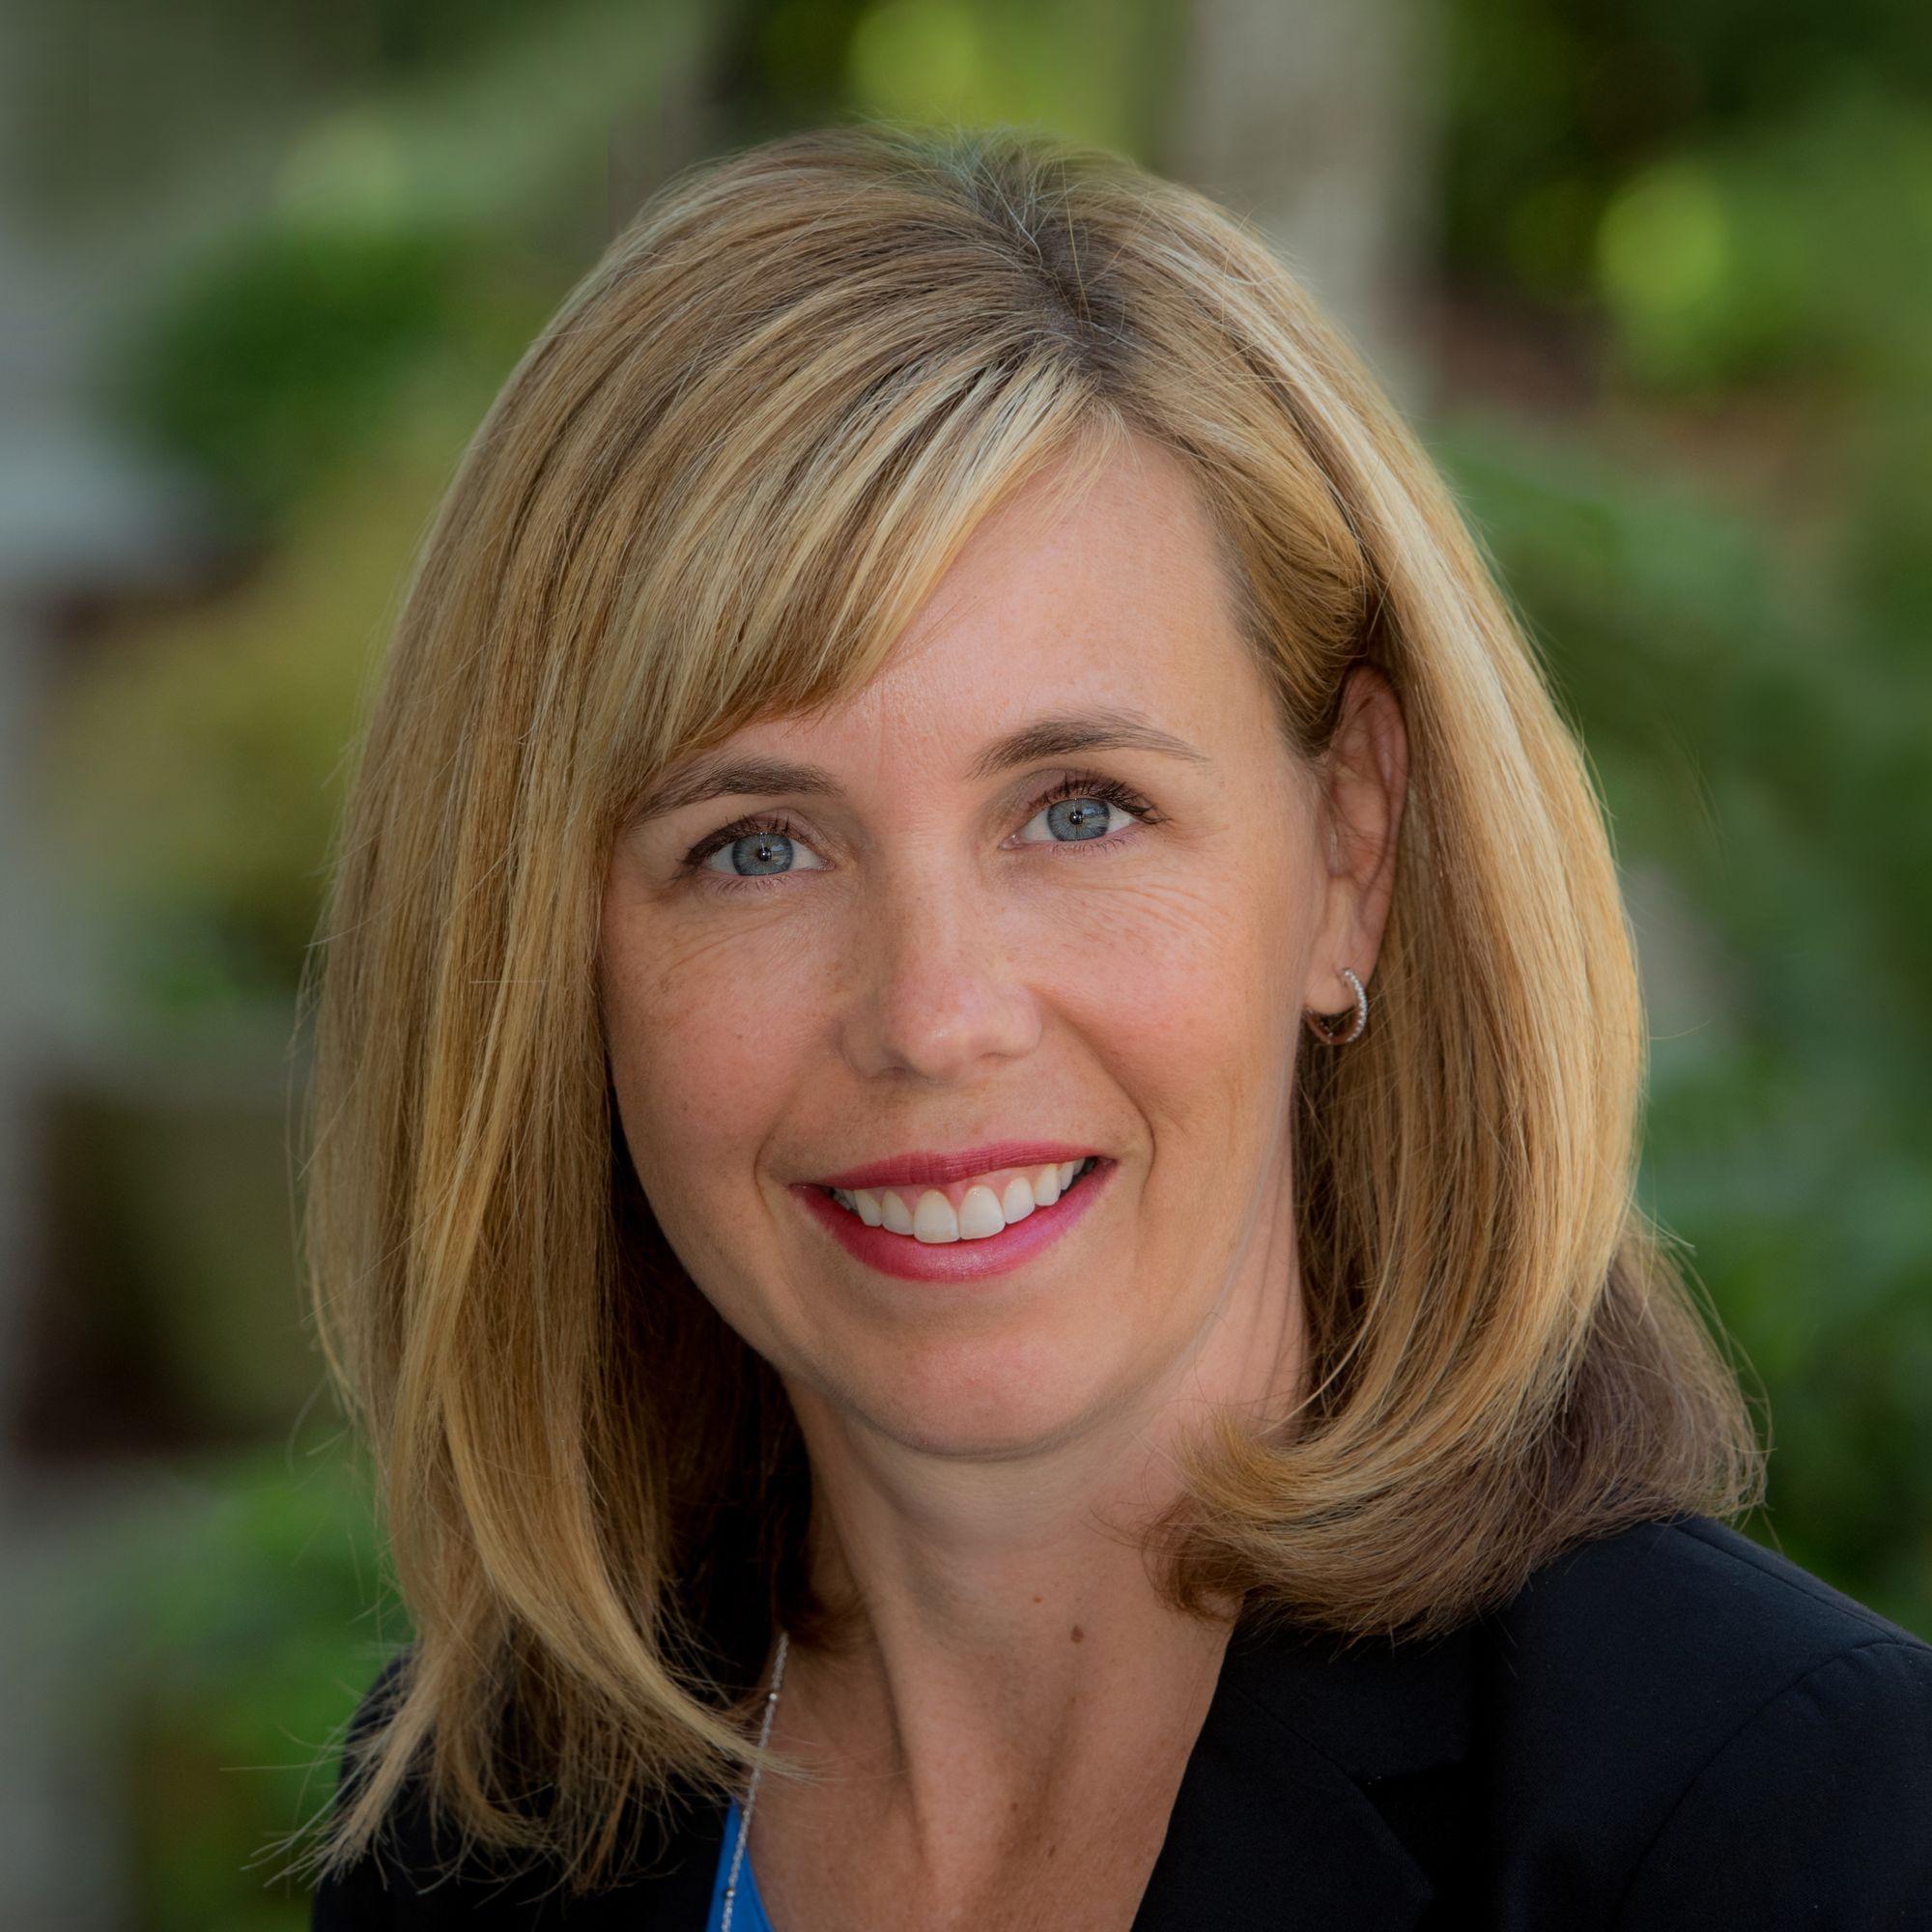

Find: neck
766;1258;1303;1836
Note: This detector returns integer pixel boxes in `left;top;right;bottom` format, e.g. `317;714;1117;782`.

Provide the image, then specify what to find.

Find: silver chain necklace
720;1628;790;1931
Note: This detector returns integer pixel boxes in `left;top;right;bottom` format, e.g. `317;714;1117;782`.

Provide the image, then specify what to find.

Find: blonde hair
295;121;1764;1896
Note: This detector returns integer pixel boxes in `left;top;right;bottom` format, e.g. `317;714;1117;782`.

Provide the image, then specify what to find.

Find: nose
837;865;1041;1083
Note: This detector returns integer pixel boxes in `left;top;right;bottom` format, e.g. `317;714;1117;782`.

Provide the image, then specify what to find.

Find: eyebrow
630;708;1211;824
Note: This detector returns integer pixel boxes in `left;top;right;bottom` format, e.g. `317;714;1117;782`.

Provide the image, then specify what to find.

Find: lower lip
792;1160;1115;1284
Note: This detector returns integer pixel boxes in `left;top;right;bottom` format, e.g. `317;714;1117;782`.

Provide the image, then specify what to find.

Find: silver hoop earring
1303;967;1368;1046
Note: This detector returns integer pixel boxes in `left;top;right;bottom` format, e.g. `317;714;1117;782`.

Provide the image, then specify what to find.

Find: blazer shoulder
1504;1512;1928;1670
1612;1633;1932;1925
1490;1511;1931;1750
1478;1514;1932;1925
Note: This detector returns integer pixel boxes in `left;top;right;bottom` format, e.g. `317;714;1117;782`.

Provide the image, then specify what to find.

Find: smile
793;1156;1114;1286
823;1156;1101;1242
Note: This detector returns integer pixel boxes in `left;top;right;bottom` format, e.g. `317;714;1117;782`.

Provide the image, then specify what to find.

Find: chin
837;1330;1132;1461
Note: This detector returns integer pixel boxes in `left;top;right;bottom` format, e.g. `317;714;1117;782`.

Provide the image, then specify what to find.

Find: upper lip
808;1141;1102;1191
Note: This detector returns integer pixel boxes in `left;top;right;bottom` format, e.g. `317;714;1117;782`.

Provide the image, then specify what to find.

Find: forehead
896;434;1237;670
789;439;1251;751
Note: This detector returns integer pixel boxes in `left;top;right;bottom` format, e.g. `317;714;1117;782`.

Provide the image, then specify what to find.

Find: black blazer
310;1514;1932;1928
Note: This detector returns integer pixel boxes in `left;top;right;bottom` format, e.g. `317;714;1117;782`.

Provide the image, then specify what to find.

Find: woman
298;125;1932;1929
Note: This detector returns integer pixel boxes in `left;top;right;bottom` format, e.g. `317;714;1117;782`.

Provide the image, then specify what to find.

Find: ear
1303;666;1408;1014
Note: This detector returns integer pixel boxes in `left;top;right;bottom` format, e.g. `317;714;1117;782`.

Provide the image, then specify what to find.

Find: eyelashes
1028;770;1162;831
676;769;1165;893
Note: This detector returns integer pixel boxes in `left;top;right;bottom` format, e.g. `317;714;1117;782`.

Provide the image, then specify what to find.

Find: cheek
599;907;811;1204
1075;859;1307;1050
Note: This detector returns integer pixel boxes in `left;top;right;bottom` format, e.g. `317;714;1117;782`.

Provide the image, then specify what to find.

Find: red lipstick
810;1141;1099;1190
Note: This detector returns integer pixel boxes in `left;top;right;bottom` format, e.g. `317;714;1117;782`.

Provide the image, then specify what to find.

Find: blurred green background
3;1;1926;1924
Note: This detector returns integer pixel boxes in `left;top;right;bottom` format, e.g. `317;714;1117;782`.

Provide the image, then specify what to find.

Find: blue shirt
704;1794;776;1931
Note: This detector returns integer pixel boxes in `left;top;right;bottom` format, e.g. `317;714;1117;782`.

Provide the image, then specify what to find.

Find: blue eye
1017;788;1134;845
690;818;828;880
1012;773;1159;850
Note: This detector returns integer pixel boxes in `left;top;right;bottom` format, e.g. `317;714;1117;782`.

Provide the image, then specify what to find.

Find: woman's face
600;435;1399;1461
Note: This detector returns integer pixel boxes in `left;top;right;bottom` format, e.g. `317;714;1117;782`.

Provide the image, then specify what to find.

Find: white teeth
912;1190;959;1243
827;1158;1097;1242
957;1184;1005;1239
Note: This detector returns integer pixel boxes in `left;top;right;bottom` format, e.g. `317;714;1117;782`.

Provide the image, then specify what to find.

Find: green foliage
1436;410;1932;1633
1435;0;1932;1630
34;1441;407;1932
102;215;478;527
43;405;474;1025
725;0;1178;155
1442;0;1932;315
1590;87;1932;393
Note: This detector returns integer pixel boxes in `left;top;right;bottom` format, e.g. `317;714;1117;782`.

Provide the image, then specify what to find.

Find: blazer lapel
1131;1607;1479;1931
